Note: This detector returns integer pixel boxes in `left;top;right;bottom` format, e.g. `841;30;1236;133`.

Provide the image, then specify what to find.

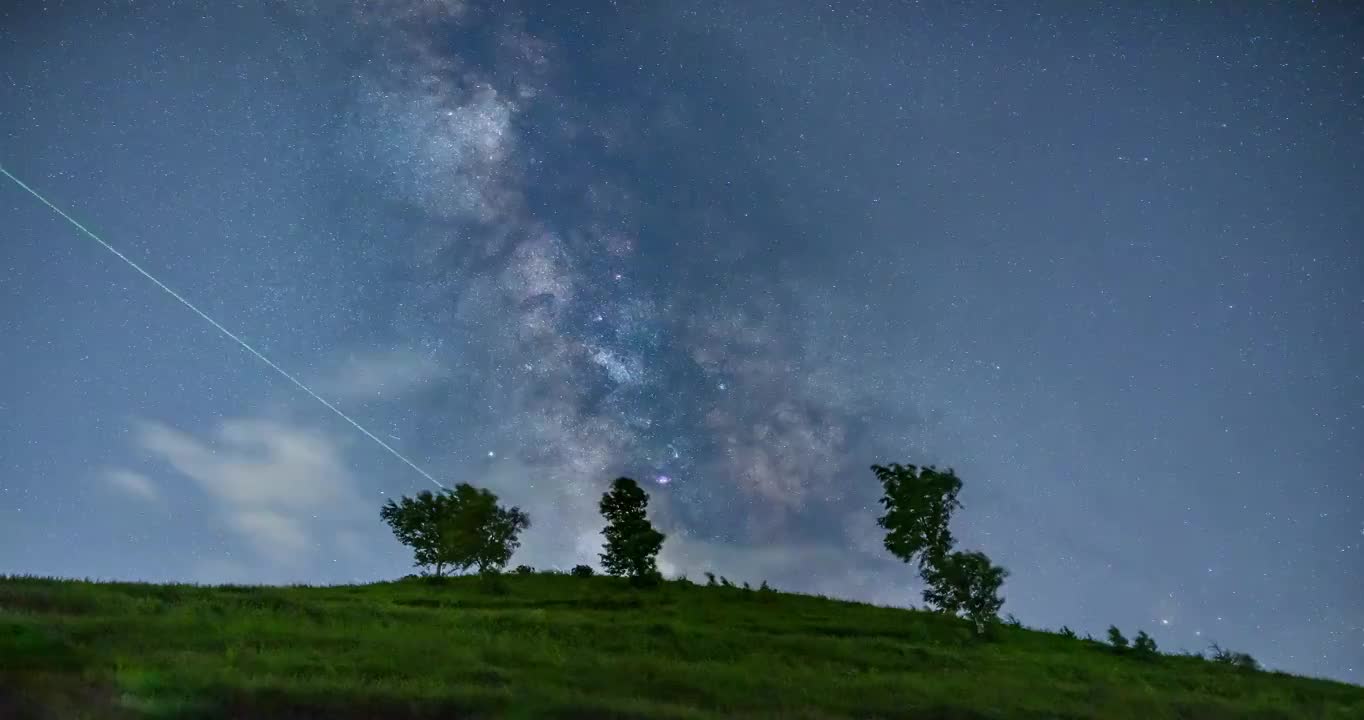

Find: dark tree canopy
379;489;456;578
871;462;1010;633
920;549;1009;633
872;463;963;570
599;476;666;584
380;483;530;577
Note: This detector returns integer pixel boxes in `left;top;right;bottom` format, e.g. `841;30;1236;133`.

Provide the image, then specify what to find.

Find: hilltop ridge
2;572;1360;719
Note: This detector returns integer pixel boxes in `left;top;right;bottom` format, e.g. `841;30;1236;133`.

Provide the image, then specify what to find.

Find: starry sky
1;0;1360;684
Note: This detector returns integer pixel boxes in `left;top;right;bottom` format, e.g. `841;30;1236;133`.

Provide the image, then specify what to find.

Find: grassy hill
2;572;1360;719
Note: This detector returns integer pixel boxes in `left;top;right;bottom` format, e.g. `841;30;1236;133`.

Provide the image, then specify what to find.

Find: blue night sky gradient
1;1;1360;683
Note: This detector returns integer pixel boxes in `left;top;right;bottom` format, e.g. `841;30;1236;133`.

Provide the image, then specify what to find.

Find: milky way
0;1;1359;683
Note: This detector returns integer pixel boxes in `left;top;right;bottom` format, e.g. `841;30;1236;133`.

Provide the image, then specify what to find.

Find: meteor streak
0;162;445;489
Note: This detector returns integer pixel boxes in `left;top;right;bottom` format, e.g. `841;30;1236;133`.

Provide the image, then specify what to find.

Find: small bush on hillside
759;580;772;592
1107;625;1129;650
704;572;717;586
1005;614;1023;628
742;581;751;591
513;565;534;575
1209;643;1259;671
720;576;734;588
1133;630;1158;658
1059;626;1076;639
571;565;595;578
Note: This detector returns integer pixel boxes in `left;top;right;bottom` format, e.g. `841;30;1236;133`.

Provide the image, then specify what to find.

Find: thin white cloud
315;348;448;400
230;509;312;560
105;469;159;502
132;418;368;570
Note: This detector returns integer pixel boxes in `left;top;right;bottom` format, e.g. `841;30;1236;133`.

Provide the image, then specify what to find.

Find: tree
443;483;531;575
599;477;666;584
379;483;529;578
379;489;458;578
1133;630;1158;657
871;462;1012;633
920;550;1009;633
873;463;963;571
1107;625;1129;650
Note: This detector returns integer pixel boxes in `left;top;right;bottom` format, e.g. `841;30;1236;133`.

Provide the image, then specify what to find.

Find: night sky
2;1;1360;684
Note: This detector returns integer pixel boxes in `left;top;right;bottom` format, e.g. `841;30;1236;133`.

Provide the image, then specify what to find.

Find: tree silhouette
599;476;666;585
380;484;529;577
379;490;457;578
872;463;963;571
921;550;1009;633
1133;630;1158;657
1107;625;1129;650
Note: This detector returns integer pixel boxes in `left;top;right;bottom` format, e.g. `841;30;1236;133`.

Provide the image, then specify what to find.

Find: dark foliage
1107;626;1129;650
872;463;963;571
921;550;1009;634
598;477;666;585
1210;643;1260;671
1133;630;1158;657
379;485;530;578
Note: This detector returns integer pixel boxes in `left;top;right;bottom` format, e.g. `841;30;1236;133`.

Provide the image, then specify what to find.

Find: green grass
1;573;1359;719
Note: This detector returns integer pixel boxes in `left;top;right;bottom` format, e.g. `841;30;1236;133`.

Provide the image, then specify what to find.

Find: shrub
1107;625;1129;650
571;564;595;578
759;580;772;592
1209;643;1259;671
1059;626;1076;639
513;565;534;575
720;576;734;588
704;572;717;587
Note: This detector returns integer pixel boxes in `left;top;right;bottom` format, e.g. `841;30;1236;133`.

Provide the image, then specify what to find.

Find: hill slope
1;573;1359;719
